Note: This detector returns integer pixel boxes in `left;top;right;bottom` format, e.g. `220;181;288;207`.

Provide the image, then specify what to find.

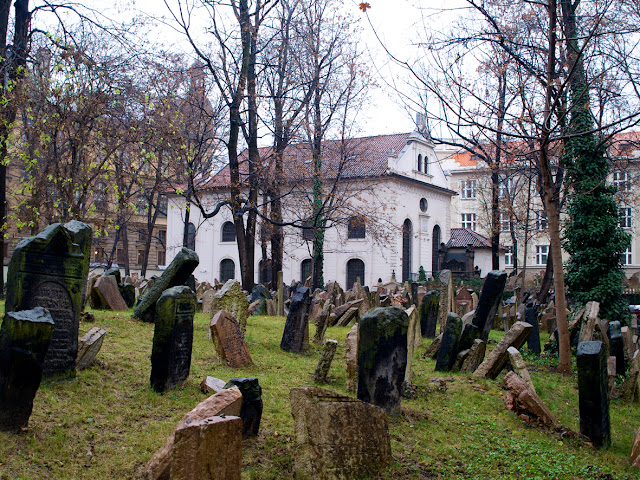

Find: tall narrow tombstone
277;271;285;316
64;220;92;309
345;324;359;393
357;307;408;415
224;377;263;438
437;270;453;333
435;313;463;372
6;223;88;377
471;270;507;342
419;290;439;338
524;302;541;355
132;247;199;323
281;286;311;353
0;308;54;432
607;321;625;376
150;286;196;393
577;341;611;449
313;339;338;383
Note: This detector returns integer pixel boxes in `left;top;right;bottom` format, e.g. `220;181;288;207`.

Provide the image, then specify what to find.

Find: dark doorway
346;258;365;289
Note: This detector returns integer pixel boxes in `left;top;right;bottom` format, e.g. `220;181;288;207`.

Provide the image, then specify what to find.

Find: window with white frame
621;244;632;265
620;207;632;229
613;171;631;192
461;180;477;199
536;245;549;265
505;246;514;266
500;212;512;232
461;213;477;231
536;211;548;231
499;177;515;199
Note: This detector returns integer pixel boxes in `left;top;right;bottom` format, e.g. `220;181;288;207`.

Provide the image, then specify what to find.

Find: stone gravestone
290;386;391;480
76;327;107;370
224;377;263;438
277;271;285;316
313;339;338;383
577;341;611;449
132;247;199;323
435;313;463;372
524;302;541;355
150;286;196;393
0;308;54;432
207;280;250;338
6;223;89;377
357;307;408;415
455;288;473;316
209;311;253;368
65;220;92;308
171;415;243;480
345;324;359;393
249;285;272;316
473;321;532;379
94;275;129;311
607;321;626;376
281;286;311;353
419;290;439;338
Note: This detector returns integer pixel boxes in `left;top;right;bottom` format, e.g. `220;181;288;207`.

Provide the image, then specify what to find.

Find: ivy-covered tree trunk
561;0;630;322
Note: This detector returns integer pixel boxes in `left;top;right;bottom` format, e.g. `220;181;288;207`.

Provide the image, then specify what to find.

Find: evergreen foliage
418;266;427;282
563;81;630;322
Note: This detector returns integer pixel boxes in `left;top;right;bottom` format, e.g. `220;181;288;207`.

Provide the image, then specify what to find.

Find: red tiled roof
447;228;495;249
198;133;413;190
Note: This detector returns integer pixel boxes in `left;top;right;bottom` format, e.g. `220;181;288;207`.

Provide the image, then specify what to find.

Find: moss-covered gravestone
150;286;196;393
357;307;408;415
0;307;54;432
435;313;462;372
524;302;541;355
608;321;625;376
249;285;272;316
577;341;611;449
133;248;199;323
419;290;439;338
6;223;90;377
64;220;92;308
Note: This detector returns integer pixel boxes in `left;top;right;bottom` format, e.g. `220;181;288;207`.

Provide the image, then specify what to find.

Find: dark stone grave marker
607;321;625;376
435;313;462;372
280;286;311;353
577;341;610;449
357;307;408;415
224;377;263;438
150;286;196;393
6;223;90;377
524;302;541;355
419;290;439;338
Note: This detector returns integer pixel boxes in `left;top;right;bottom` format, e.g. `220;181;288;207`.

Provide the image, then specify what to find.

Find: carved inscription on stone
170;306;194;382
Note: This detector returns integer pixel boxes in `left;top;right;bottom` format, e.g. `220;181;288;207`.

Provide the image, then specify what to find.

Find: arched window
259;259;272;285
186;222;196;250
402;219;413;282
221;221;236;242
347;216;365;239
432;224;441;273
346;258;365;290
418;154;423;173
301;259;312;283
220;259;235;282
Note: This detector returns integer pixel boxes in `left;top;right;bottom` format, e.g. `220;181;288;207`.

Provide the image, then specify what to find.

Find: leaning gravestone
345;324;359;393
249;285;272;316
150;286;196;393
420;290;439;338
209;311;253;368
290;386;391;480
281;286;311;353
437;270;453;333
224;377;263;438
473;321;532;379
313;339;338;383
132;247;199;323
577;341;611;449
0;308;54;432
6;223;90;377
357;307;408;415
76;327;107;370
435;313;463;372
208;280;250;337
94;275;129;311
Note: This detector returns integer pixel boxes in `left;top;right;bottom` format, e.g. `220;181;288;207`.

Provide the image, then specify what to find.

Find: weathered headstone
630;428;640;467
313;339;338;383
472;270;508;342
357;307;408;415
404;305;421;382
249;284;272;316
144;387;242;480
64;220;92;308
6;223;88;377
207;280;250;337
437;270;453;333
419;290;439;339
199;376;227;394
577;341;611;449
524;302;541;355
94;275;129;311
150;286;196;393
132;247;199;323
277;271;285;316
171;415;242;480
345;324;359;393
435;313;463;372
460;339;486;373
507;346;535;393
336;306;360;327
119;283;136;308
281;286;311;353
224;377;263;438
312;301;333;345
473;321;532;379
209;310;253;368
608;320;626;376
455;288;473;316
76;327;107;370
290;386;391;480
0;308;54;432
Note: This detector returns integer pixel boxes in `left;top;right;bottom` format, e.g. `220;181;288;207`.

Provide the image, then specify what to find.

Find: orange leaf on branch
359;2;371;13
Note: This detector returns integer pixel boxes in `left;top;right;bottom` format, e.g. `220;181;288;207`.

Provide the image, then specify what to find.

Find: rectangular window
461;180;477;199
139;229;148;242
621;245;632;266
461;213;477;231
158;229;167;245
348;216;366;239
500;212;511;232
158;250;166;266
536;245;549;265
536;211;548;231
137;250;145;266
505;246;513;266
499;177;514;199
116;248;126;264
614;172;630;192
620;207;632;229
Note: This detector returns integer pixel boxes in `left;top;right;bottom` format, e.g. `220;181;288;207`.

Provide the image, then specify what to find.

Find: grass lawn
1;304;640;479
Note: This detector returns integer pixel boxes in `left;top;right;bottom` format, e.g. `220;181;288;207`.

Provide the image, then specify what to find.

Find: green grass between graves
1;304;639;479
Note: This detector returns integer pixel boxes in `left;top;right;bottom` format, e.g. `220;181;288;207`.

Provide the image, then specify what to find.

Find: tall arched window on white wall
221;221;236;242
418;154;423;172
220;258;235;282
